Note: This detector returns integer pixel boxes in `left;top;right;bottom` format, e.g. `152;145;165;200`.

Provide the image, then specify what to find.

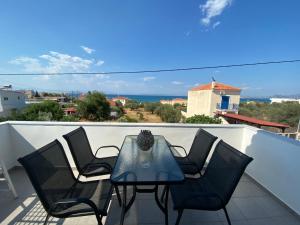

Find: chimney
211;81;216;89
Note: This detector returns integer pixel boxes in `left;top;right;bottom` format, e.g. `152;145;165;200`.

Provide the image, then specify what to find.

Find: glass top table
111;135;185;185
111;135;185;225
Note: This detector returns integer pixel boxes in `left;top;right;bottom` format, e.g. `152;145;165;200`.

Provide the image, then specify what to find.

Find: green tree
77;91;110;121
110;106;124;117
144;102;161;114
125;100;140;110
21;100;64;121
156;104;181;123
185;114;222;124
239;102;300;127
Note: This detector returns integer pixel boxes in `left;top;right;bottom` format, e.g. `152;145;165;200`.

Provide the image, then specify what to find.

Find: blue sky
0;0;299;96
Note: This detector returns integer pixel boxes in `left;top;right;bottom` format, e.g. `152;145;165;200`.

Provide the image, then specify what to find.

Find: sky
0;0;299;97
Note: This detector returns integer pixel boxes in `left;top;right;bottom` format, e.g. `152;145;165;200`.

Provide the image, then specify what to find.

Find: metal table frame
111;135;184;225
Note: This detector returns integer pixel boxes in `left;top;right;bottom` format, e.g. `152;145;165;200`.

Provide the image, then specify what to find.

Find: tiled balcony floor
1;168;300;225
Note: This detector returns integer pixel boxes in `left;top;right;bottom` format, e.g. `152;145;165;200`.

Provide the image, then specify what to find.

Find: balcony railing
216;103;239;111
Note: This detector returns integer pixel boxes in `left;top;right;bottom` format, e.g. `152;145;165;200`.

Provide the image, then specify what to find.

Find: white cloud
10;51;94;74
96;60;104;66
200;0;232;26
143;76;156;81
212;21;221;29
80;46;95;54
172;81;183;85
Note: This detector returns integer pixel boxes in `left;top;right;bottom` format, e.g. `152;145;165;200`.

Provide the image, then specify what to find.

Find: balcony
216;103;239;112
1;121;300;225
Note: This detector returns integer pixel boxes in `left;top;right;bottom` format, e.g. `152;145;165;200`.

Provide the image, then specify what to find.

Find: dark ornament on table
137;130;154;151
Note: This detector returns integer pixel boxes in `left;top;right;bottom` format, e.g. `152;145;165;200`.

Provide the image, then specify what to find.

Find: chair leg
43;213;50;225
160;186;167;202
223;207;232;225
114;185;122;207
175;209;183;225
95;214;103;225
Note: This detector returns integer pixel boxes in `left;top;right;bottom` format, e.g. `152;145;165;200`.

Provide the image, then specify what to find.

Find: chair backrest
63;127;95;175
18;140;77;212
188;129;218;170
204;140;253;205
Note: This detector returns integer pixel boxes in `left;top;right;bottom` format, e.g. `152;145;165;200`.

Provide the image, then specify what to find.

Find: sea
106;94;271;103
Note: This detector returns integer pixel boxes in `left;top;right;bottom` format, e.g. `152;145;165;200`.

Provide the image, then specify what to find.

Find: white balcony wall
242;126;300;215
0;122;15;169
6;122;245;169
0;121;299;215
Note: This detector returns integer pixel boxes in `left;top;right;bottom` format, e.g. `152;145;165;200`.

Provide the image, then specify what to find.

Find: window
4;97;8;101
18;96;20;100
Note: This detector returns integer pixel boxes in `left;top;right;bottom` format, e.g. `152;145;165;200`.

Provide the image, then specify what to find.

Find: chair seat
53;179;113;217
82;156;117;177
175;157;200;175
170;177;223;211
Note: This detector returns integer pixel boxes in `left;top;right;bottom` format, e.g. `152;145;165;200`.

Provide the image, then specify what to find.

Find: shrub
144;102;161;114
117;115;138;122
77;91;110;121
155;104;181;123
185;114;222;124
125;100;140;110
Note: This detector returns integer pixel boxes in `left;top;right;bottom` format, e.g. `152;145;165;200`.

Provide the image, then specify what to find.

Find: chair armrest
95;145;120;157
51;197;99;214
180;161;199;169
168;145;188;157
85;162;113;173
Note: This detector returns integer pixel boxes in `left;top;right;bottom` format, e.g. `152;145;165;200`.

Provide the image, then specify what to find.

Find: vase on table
137;130;154;168
136;130;154;151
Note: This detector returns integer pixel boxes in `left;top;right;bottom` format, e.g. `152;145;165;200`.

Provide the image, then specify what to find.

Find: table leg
120;185;127;225
155;185;169;225
120;185;137;225
164;185;169;225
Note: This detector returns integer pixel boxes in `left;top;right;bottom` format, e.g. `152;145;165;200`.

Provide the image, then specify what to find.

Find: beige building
187;81;241;117
160;98;187;106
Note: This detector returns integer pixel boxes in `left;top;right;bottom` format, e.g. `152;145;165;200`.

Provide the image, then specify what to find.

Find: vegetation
239;102;300;127
117;115;138;122
0;101;64;121
110;106;124;118
77;91;110;121
185;114;222;124
155;104;182;123
144;102;161;114
173;103;187;112
125;100;140;110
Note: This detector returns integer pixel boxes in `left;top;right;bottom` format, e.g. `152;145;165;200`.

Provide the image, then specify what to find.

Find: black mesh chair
63;126;120;178
169;129;218;175
18;140;113;225
63;127;121;206
170;140;253;225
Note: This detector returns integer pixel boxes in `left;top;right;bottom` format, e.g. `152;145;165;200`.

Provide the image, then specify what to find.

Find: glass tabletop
111;135;185;185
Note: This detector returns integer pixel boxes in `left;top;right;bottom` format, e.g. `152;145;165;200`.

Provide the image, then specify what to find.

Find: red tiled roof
112;96;128;100
64;107;77;113
108;100;117;106
218;113;289;129
191;82;241;91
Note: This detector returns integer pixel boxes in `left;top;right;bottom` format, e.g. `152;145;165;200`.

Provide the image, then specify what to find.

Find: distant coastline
106;94;271;103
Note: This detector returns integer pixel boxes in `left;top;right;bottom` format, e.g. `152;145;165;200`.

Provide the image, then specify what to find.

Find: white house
111;96;128;106
0;89;26;117
270;98;300;104
187;81;241;117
